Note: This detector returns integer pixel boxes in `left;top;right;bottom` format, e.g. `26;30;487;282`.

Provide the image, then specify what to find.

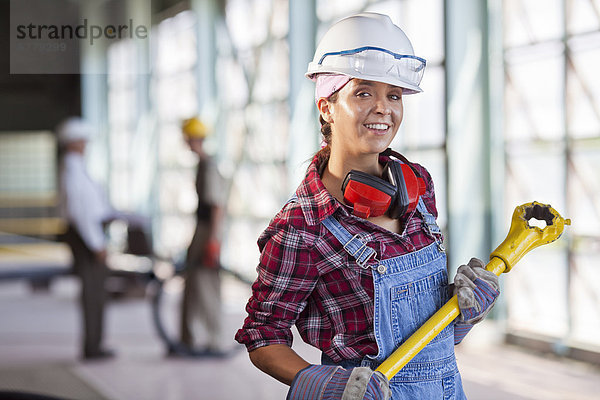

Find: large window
150;11;200;257
503;0;600;348
107;9;199;258
0;132;59;238
217;0;292;276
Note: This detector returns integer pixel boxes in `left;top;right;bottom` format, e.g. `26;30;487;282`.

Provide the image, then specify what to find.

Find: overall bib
321;199;467;399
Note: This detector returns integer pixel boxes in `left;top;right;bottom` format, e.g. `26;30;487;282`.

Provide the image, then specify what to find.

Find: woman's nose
374;98;392;115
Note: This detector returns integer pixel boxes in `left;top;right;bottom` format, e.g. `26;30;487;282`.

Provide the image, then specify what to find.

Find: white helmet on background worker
56;117;93;145
306;12;426;94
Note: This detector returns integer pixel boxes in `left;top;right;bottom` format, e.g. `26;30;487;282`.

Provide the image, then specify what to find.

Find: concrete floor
1;274;600;400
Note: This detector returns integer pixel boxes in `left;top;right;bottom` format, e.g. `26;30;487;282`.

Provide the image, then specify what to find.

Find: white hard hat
306;13;426;94
56;117;93;145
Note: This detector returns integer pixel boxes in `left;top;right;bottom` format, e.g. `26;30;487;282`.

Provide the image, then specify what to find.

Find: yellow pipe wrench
376;201;571;380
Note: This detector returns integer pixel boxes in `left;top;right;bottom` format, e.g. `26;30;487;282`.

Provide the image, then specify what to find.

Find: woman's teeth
365;123;389;130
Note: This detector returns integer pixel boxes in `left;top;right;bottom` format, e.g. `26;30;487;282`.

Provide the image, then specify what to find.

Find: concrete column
445;1;494;271
287;0;317;192
487;0;506;253
191;0;221;162
79;0;109;183
191;0;218;117
127;0;153;213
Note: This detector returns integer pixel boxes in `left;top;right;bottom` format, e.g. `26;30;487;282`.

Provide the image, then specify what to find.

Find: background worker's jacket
59;152;117;252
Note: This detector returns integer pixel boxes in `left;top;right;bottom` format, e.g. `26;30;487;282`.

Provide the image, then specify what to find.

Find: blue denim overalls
321;199;467;399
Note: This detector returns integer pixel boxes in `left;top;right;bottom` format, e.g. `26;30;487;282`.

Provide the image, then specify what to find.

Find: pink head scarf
314;74;351;104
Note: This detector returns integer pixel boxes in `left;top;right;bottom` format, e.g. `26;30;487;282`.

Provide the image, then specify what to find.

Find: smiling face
318;79;404;159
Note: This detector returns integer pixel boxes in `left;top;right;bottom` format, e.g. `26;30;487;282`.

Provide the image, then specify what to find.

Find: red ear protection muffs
341;151;426;219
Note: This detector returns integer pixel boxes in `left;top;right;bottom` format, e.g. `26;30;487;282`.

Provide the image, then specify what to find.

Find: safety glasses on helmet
317;46;426;89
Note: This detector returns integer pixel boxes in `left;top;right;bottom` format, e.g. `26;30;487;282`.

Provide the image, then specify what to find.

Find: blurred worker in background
177;117;227;357
58;116;148;360
57;117;117;360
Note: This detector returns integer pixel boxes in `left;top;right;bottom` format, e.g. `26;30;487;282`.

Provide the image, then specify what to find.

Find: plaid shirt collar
295;155;344;226
296;153;400;226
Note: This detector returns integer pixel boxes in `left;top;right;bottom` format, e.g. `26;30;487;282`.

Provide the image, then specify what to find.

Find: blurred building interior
1;0;600;398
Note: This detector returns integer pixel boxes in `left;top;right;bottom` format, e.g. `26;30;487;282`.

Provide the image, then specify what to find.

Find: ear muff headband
383;161;407;220
384;162;426;219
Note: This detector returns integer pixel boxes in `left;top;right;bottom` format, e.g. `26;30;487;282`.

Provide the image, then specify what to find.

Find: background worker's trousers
63;226;109;358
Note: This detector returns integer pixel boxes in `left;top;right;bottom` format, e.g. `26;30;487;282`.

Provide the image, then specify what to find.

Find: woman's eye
357;91;371;97
389;94;401;101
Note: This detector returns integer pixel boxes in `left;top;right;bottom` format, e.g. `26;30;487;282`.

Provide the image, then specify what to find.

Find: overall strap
321;216;378;270
416;198;445;251
289;193;378;267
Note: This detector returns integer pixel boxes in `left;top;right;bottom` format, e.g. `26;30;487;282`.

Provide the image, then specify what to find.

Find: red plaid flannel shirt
235;153;441;362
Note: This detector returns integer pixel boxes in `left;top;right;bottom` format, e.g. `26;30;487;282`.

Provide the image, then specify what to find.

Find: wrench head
523;202;556;229
490;201;570;273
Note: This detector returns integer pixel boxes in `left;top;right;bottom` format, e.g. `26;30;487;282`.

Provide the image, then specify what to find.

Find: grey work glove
453;258;500;324
341;367;391;400
287;365;391;400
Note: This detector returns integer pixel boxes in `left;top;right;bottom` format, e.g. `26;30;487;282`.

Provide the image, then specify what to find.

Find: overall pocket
390;269;449;346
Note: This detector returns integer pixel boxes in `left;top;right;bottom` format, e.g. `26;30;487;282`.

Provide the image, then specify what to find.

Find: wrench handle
375;257;506;380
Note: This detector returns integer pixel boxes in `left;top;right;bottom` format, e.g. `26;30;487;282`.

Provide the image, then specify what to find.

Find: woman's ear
317;98;334;123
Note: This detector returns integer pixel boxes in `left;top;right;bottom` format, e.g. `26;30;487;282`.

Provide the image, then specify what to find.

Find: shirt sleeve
453;321;474;345
235;213;318;351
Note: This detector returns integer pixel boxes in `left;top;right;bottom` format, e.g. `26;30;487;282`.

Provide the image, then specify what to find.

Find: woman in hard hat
236;13;499;399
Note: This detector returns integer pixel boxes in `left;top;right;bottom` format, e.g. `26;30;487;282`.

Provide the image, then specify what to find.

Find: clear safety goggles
318;46;426;88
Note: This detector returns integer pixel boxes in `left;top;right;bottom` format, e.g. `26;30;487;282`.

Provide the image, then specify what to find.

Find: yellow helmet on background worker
182;117;208;139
